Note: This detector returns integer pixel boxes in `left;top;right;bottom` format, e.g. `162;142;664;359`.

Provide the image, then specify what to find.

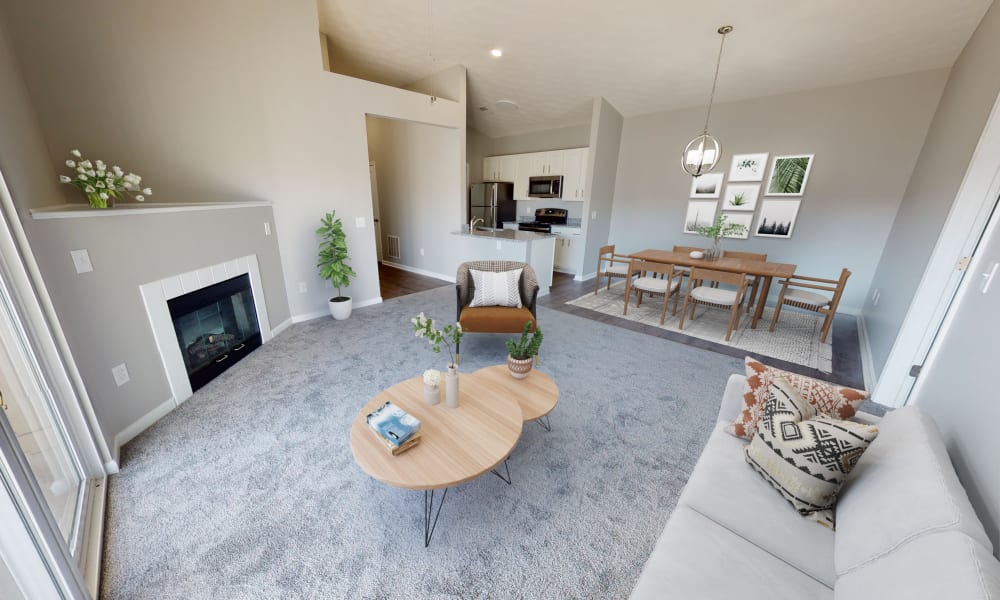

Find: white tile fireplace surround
140;255;273;406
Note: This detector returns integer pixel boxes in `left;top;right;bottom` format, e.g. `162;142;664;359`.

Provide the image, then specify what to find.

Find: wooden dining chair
594;244;634;294
678;267;749;341
721;250;768;313
769;268;851;343
623;259;681;325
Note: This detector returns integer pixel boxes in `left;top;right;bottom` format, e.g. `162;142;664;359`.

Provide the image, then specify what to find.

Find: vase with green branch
696;214;747;259
317;210;357;320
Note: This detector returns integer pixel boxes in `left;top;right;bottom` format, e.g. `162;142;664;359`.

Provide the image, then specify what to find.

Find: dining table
628;249;797;329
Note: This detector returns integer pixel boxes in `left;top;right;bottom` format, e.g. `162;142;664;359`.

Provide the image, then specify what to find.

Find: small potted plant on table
506;321;543;379
317;210;357;320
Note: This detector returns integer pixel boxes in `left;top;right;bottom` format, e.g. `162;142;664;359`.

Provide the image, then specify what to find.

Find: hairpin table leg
423;487;449;547
490;458;511;485
536;414;552;432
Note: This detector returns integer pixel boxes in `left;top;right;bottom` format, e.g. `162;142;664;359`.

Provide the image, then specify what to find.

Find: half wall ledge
30;201;271;220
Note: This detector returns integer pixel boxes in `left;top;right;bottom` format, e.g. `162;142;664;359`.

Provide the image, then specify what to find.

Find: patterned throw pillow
745;377;878;526
470;268;523;308
732;357;868;440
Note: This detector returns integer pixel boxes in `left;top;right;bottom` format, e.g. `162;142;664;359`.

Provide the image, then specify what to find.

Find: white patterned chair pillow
744;377;878;527
469;268;523;308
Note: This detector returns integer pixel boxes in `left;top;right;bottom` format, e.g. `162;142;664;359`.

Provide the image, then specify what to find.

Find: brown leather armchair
455;261;538;363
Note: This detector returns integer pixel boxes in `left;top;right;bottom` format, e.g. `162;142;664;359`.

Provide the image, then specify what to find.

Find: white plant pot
329;297;352;320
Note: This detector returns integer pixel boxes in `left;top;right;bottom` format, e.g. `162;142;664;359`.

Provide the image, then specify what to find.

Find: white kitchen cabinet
529;151;563;176
560;147;589;202
483;157;500;181
513;155;532;200
483;155;516;182
552;227;583;273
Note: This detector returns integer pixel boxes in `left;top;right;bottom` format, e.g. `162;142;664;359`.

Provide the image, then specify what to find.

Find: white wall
367;116;462;279
608;70;948;313
0;0;466;325
863;2;1000;374
579;97;624;278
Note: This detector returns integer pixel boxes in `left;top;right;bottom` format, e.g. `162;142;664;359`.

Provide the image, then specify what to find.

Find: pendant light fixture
682;25;733;177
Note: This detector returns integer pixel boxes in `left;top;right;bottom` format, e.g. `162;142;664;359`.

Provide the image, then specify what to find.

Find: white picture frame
722;184;759;211
728;152;769;182
689;173;723;198
683;200;717;234
754;200;801;239
721;212;753;239
766;154;814;196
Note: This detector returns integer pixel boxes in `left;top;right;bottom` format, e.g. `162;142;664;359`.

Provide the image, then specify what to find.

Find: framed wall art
722;184;759;211
765;154;814;196
721;212;753;239
683;200;718;234
754;199;801;239
690;172;723;198
729;153;768;182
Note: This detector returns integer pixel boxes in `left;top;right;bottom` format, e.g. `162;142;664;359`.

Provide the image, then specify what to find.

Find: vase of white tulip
57;149;152;208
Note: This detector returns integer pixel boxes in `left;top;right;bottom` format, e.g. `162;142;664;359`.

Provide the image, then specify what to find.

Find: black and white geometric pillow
470;268;523;308
745;376;879;526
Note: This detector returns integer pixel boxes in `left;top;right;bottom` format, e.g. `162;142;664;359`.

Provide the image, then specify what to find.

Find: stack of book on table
366;401;421;455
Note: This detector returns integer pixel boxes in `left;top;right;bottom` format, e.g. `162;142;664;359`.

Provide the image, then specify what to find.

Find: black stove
519;208;568;233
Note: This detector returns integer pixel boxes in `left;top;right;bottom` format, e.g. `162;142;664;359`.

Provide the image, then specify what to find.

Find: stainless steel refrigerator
469;182;515;229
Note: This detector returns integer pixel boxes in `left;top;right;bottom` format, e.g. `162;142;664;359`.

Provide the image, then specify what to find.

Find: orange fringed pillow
732;357;869;440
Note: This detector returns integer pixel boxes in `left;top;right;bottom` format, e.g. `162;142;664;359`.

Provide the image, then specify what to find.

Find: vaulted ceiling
317;0;991;139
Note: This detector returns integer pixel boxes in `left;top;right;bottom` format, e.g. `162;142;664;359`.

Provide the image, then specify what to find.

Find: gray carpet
101;285;744;599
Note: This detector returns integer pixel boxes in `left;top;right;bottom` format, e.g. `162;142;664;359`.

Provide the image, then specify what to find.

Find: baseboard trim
575;271;597;282
291;296;383;324
857;314;878;393
382;261;455;283
271;317;293;337
113;396;177;459
354;296;383;309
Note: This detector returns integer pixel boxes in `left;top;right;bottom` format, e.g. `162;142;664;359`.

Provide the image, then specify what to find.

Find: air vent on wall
386;235;401;259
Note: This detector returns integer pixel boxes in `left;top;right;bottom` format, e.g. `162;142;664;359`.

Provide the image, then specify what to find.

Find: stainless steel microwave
528;175;563;198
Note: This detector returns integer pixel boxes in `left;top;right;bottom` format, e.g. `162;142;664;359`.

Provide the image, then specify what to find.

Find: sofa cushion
459;306;535;333
676;420;838;586
833;532;1000;600
745;378;878;526
834;406;994;575
732;357;867;440
630;505;833;600
469;267;522;308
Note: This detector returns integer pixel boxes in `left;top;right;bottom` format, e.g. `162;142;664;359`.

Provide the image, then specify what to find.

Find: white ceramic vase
424;383;440;405
444;365;459;408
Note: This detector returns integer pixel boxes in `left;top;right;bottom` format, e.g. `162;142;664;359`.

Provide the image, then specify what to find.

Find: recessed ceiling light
490;48;503;57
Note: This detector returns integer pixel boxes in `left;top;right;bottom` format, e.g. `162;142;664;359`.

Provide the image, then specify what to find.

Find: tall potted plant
505;321;543;379
317;210;357;320
696;213;747;259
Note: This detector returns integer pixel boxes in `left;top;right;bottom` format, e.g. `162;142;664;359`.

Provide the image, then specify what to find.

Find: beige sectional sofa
630;374;1000;599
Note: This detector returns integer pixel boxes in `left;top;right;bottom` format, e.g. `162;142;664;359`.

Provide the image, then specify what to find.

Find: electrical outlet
526;206;532;214
496;241;502;250
112;363;130;387
264;222;271;236
355;217;366;228
70;249;93;274
420;248;425;256
591;211;597;220
298;282;307;293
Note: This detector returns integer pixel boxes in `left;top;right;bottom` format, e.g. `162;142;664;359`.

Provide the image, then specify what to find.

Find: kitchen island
451;228;555;296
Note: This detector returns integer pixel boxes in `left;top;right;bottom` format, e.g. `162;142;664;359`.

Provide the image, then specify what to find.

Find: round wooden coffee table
474;365;560;431
350;372;523;546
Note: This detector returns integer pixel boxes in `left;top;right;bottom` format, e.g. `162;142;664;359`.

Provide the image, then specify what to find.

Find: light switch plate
70;249;93;274
591;211;597;220
355;217;366;228
264;222;271;236
112;363;130;387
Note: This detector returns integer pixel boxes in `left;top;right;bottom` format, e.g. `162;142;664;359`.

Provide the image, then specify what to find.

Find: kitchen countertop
452;228;555;242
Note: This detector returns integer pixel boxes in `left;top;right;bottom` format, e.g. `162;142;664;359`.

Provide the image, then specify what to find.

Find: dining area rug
568;282;833;372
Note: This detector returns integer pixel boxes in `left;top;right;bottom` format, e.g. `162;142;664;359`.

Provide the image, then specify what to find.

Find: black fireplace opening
167;274;262;392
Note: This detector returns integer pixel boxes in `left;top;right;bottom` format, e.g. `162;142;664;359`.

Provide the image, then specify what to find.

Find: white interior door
369;162;382;262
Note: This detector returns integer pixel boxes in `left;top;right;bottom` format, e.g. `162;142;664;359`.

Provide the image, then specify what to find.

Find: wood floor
378;266;865;388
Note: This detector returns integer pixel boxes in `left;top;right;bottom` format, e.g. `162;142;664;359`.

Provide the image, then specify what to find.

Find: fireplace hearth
167;273;261;391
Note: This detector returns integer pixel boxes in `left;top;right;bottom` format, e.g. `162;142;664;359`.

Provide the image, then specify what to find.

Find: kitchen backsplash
514;200;583;221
